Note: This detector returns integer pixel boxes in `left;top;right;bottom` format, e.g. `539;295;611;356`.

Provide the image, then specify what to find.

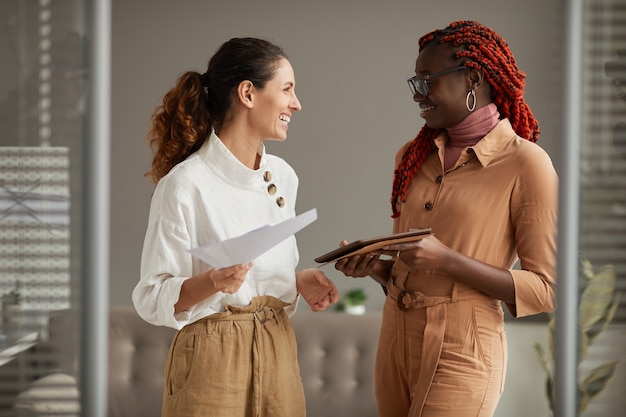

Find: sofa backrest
43;308;175;417
291;312;381;417
42;307;381;417
106;308;175;417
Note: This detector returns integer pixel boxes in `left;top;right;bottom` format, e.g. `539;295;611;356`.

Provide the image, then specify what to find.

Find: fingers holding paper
296;268;340;312
174;262;254;313
209;262;254;294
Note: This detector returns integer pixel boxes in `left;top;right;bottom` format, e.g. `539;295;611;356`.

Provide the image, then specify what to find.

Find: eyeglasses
407;66;467;97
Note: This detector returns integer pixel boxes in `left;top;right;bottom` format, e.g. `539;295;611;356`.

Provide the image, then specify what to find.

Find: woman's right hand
175;262;253;313
207;262;254;294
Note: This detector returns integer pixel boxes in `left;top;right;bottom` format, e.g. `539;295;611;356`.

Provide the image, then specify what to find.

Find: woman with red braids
335;21;558;417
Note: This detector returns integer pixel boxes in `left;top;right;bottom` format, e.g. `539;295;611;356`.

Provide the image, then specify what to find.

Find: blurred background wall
110;0;563;310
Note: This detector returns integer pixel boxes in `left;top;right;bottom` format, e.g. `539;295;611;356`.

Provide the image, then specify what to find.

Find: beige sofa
13;307;382;417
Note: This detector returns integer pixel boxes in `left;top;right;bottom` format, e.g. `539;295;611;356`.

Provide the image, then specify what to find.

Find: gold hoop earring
466;89;476;112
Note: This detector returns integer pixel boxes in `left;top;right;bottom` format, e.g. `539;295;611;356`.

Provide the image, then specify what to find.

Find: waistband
387;277;490;311
196;295;290;325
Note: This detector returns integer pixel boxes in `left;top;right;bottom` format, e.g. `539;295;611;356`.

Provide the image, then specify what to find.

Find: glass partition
555;1;625;416
575;0;626;415
0;0;86;415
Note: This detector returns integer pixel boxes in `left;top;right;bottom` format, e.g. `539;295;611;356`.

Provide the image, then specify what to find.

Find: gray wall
111;0;562;310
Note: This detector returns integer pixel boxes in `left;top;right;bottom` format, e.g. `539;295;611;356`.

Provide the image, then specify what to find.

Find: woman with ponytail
133;37;338;417
335;21;558;417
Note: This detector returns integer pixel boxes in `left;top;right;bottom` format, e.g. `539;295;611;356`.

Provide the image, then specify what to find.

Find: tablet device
314;228;431;264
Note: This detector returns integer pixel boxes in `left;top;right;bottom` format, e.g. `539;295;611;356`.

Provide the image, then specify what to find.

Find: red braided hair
390;20;539;218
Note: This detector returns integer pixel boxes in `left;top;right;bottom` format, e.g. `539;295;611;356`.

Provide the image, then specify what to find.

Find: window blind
581;0;626;323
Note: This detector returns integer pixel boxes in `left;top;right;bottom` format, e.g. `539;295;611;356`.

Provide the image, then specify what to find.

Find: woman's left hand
296;269;340;312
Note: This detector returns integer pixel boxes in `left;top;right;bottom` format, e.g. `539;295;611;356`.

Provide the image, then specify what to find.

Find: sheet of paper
189;208;317;268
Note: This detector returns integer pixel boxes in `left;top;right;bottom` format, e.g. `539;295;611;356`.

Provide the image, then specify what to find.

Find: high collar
435;118;518;168
447;103;500;147
198;130;269;187
439;104;500;171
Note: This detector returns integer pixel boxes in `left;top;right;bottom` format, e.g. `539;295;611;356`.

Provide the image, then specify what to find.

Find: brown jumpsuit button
423;201;433;211
436;175;443;184
263;171;272;182
276;197;285;207
267;184;277;195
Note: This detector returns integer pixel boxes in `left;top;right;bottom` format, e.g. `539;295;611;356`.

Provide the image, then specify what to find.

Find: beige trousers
161;296;306;417
376;278;507;417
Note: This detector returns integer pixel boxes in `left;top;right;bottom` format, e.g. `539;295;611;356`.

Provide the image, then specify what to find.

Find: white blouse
133;132;300;330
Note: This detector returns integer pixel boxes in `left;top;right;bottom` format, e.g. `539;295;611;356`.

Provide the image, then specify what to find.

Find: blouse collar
198;130;269;187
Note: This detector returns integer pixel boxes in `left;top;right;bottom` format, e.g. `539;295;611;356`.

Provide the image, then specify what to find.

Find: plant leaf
546;375;555;412
534;342;553;378
581;258;594;281
579;264;615;332
587;293;621;345
579;329;590;362
579;360;621;412
536;259;621;414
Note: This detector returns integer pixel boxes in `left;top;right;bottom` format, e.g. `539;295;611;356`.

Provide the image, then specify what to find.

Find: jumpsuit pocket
468;300;507;395
499;325;508;394
441;301;487;371
164;330;200;397
443;300;502;371
468;300;505;368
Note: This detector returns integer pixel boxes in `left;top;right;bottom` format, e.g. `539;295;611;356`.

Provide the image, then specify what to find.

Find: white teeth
420;105;434;116
279;115;290;124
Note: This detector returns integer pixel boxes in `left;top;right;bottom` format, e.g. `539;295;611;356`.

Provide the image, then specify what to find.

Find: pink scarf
444;103;500;171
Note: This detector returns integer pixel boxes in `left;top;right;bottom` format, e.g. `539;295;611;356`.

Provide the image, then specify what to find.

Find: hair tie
200;72;210;88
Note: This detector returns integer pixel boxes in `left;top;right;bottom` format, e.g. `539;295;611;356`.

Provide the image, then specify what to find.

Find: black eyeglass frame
407;66;467;97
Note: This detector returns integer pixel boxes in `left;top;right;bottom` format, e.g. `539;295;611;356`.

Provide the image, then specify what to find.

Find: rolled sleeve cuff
509;268;556;318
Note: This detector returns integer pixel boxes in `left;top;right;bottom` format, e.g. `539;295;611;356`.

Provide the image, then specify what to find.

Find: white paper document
189;208;317;268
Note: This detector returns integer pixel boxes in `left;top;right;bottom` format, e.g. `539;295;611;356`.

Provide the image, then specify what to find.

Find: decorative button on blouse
261;171;284;207
423;201;433;211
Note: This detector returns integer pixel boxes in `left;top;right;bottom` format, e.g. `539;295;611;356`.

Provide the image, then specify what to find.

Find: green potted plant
1;284;22;325
534;259;621;415
335;288;368;315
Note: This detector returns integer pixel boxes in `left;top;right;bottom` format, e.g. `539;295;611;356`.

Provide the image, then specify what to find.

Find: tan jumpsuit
376;119;558;417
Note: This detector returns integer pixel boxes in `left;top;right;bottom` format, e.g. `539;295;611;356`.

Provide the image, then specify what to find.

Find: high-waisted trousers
161;295;306;417
376;276;507;417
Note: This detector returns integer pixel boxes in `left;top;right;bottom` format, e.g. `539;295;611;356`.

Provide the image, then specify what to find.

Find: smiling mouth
419;104;435;117
279;115;291;125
